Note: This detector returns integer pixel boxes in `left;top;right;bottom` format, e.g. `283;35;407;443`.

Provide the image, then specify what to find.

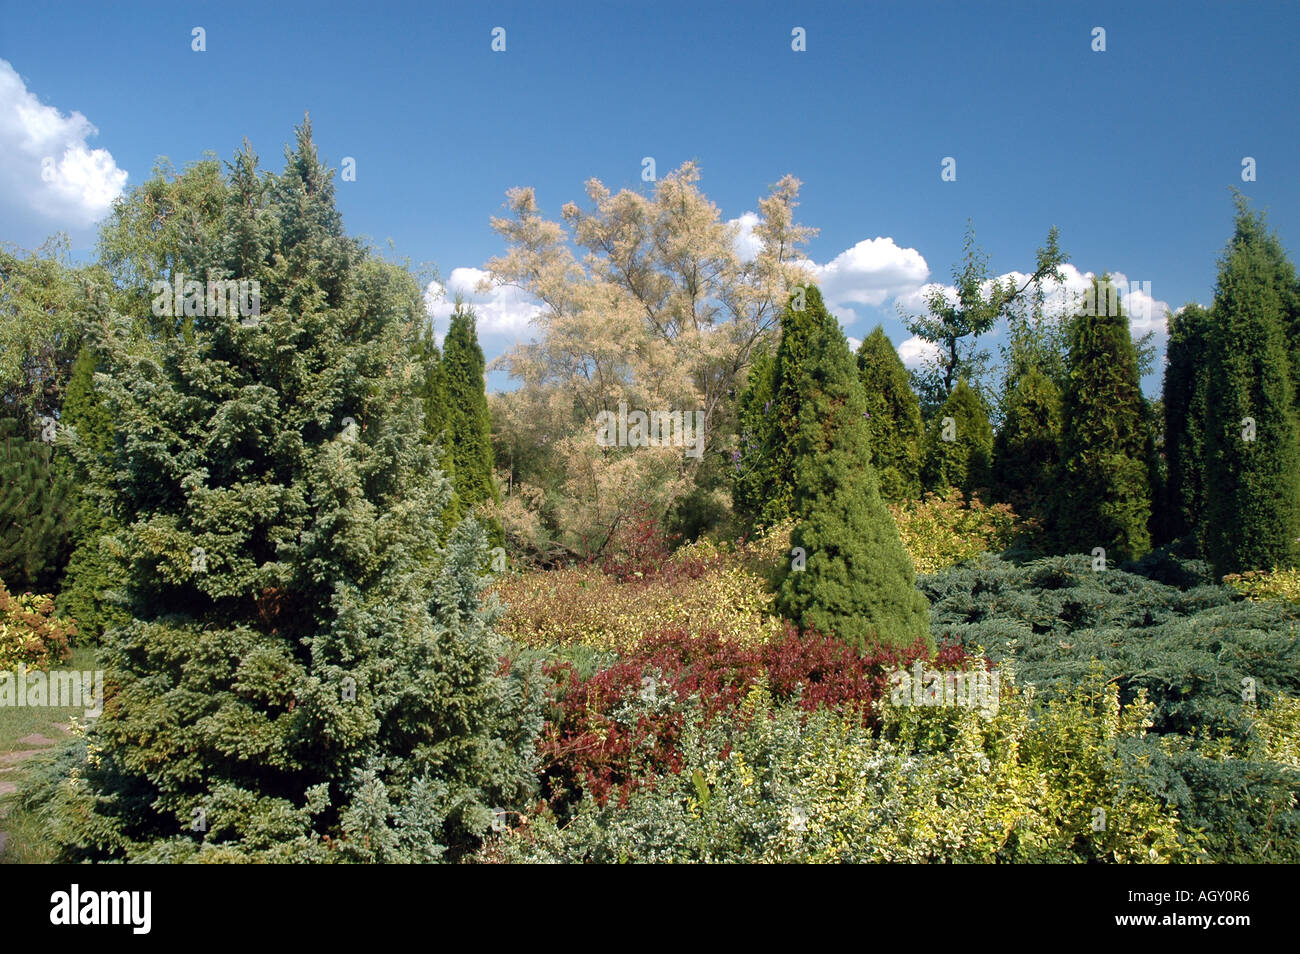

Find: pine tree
1160;303;1211;544
442;302;501;546
1055;277;1152;562
921;378;993;497
48;122;541;862
1201;201;1300;575
774;286;930;650
856;326;923;500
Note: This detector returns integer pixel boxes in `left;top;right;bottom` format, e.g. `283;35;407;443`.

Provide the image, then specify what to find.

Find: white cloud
807;237;930;309
425;266;541;340
0;59;127;227
898;335;941;369
728;211;763;262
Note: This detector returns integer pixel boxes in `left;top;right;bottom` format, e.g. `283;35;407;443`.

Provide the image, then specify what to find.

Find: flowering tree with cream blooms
482;163;815;561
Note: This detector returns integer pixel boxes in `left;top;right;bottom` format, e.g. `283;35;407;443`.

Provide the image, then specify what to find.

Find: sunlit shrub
1222;566;1300;605
890;489;1023;573
492;670;1202;863
0;580;74;670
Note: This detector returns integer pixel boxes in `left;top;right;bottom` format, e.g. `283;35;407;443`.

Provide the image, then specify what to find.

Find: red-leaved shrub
537;624;974;810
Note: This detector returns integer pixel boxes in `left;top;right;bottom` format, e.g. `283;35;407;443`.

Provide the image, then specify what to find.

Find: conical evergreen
856;326;923;501
442;302;501;545
0;417;73;592
1160;303;1211;544
774;287;930;650
1055;277;1152;562
47;122;540;862
1201;201;1300;575
921;378;993;497
55;343;129;639
732;340;777;526
993;364;1062;516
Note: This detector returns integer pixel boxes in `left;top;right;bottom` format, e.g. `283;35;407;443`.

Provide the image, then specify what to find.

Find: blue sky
2;0;1297;394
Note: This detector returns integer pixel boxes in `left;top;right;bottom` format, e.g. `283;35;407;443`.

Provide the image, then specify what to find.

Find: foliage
491;536;783;655
904;224;1067;415
732;341;778;526
1201;196;1300;575
993;364;1061;519
1054;277;1152;562
921;378;993;496
890;489;1023;574
855;326;923;500
442;303;501;543
493;670;1199;863
485;163;815;558
0;581;74;670
533;625;963;813
37;120;543;863
1222;566;1300;605
921;552;1300;861
1160;303;1211;544
773;286;931;650
0;417;74;592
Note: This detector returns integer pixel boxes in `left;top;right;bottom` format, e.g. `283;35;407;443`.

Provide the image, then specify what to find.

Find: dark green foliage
54;345;129;641
992;365;1061;515
921;378;993;497
774;286;930;650
1055;277;1152;562
920;553;1300;861
1202;198;1300;575
43;121;542;862
855;326;922;500
443;303;501;544
0;417;73;591
732;340;777;526
1161;304;1210;544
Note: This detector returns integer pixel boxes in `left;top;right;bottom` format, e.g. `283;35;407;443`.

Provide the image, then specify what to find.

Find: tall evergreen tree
739;287;826;528
442;302;501;544
1160;303;1211;544
1055;276;1152;562
732;340;777;526
55;343;129;639
48;122;540;862
774;287;930;650
993;365;1062;516
921;378;993;497
0;417;73;592
856;326;923;500
1201;201;1300;575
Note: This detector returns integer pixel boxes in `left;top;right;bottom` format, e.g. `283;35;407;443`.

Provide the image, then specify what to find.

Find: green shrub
489;671;1201;863
889;489;1023;574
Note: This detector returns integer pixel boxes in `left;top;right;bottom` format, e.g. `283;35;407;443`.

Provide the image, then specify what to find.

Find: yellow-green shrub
890;489;1022;574
0;581;74;670
1223;566;1300;604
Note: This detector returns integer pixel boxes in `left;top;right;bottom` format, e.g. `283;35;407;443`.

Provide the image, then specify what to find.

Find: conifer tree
993;365;1062;515
856;326;923;500
921;378;993;497
774;287;930;650
0;417;73;591
1055;277;1152;562
55;343;129;639
1160;303;1211;544
1201;201;1300;575
49;121;541;862
732;340;777;525
442;302;501;545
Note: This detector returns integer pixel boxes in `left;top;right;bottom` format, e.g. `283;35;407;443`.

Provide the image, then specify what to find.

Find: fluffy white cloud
425;267;542;340
807;237;930;308
898;335;941;369
729;211;763;262
0;59;127;227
